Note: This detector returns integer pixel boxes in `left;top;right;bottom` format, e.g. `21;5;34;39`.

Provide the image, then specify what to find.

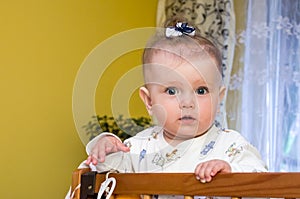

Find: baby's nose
179;93;195;109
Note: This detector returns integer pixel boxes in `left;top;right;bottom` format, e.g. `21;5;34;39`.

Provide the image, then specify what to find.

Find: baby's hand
194;159;231;183
85;135;130;165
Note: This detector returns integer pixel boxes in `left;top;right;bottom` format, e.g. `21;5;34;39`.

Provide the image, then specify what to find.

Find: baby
84;22;267;186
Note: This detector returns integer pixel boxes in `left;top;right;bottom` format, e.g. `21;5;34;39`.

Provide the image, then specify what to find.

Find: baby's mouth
179;115;196;121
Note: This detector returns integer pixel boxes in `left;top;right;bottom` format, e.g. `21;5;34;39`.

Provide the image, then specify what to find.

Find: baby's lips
179;115;196;120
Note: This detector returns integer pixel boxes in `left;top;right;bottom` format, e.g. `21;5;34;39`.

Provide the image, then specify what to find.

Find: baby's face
143;51;224;142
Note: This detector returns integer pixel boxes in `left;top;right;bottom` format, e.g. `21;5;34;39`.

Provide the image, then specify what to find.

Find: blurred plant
82;115;152;141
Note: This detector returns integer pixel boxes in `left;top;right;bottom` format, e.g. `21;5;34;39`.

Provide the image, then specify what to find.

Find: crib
70;168;300;199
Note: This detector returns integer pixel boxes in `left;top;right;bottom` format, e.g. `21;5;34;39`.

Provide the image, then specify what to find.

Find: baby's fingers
194;162;215;183
93;144;107;163
194;160;231;183
85;155;93;165
86;154;99;165
85;136;130;167
116;141;130;152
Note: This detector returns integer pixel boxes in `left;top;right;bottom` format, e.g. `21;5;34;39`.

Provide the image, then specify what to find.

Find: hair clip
165;22;196;37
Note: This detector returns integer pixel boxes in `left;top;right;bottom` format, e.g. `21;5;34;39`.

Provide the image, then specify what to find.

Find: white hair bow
165;22;196;37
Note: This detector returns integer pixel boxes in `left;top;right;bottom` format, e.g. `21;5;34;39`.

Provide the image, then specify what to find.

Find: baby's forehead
146;48;218;71
144;54;222;85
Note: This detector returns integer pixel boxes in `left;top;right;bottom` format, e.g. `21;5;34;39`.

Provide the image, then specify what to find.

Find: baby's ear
139;86;152;115
217;86;226;114
219;86;226;102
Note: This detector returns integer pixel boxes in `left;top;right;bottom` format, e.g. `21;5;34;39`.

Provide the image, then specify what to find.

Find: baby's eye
165;87;178;95
195;87;209;95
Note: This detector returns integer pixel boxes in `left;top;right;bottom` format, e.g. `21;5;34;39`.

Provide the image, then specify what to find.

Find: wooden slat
94;172;300;198
71;168;91;199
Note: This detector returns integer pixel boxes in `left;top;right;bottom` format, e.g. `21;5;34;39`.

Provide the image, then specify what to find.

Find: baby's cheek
151;104;167;126
199;104;215;124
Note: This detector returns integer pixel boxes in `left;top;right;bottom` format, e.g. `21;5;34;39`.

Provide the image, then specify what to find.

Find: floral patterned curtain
157;0;300;171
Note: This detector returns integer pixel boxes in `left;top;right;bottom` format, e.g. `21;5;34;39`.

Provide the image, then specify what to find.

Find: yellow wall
0;1;157;198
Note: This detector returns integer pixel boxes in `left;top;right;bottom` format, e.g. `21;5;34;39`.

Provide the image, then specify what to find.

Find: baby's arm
85;133;130;165
194;159;231;183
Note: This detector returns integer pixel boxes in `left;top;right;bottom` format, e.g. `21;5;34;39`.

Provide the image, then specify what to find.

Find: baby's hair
143;17;223;77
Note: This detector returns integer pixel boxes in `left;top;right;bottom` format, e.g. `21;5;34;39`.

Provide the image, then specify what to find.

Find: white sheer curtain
241;0;300;171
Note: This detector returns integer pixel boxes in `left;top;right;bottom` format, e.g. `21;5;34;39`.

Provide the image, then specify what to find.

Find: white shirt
85;125;267;173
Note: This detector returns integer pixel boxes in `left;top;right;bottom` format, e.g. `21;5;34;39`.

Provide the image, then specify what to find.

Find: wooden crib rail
70;168;300;199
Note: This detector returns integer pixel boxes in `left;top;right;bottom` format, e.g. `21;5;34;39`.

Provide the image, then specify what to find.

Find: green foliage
82;115;152;141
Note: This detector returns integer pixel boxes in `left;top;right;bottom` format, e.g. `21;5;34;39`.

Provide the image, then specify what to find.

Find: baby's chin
177;126;207;136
